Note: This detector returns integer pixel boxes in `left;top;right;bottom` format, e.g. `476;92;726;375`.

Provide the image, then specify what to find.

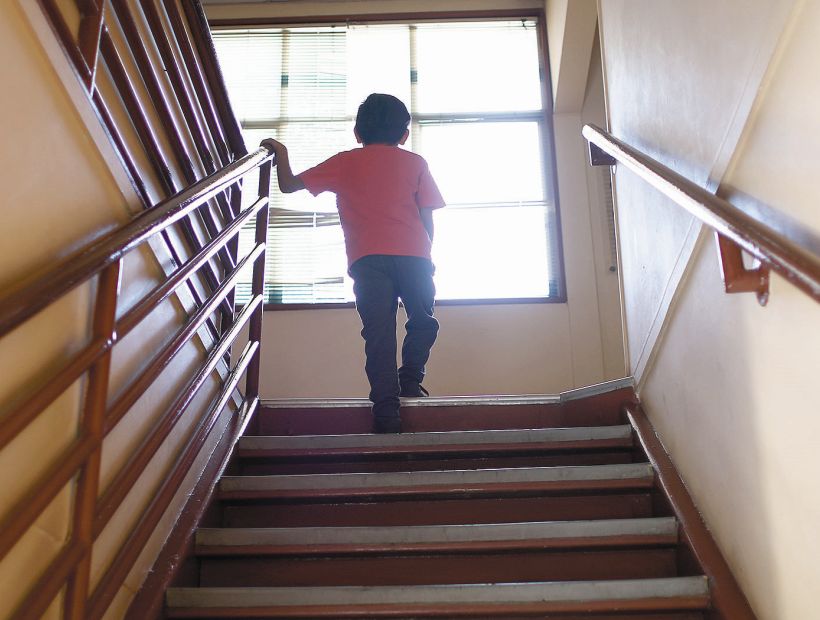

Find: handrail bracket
588;141;617;167
716;233;770;306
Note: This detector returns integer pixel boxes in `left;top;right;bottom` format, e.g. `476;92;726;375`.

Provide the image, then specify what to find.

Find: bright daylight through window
213;18;563;305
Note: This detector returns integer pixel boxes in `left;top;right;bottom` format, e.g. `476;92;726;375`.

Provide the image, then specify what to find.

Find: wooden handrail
2;144;274;619
8;3;273;617
0;145;273;337
583;124;820;303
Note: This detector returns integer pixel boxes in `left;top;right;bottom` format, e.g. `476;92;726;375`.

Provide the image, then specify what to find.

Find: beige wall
599;0;820;618
598;0;797;379
0;1;230;616
209;0;626;398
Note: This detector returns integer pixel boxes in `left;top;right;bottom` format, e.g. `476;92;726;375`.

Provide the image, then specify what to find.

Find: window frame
211;8;567;310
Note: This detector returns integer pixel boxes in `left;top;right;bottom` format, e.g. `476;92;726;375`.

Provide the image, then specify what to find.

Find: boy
264;93;446;433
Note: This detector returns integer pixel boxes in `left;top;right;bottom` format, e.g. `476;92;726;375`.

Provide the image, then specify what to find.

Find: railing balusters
94;296;263;536
138;0;218;176
109;0;238;267
109;0;197;180
245;158;272;404
162;0;231;165
87;342;260;620
99;28;175;190
6;4;278;617
64;260;122;619
99;26;236;319
0;142;274;618
178;0;247;160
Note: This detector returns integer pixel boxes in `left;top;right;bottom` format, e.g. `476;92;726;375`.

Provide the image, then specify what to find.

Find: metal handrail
0;143;274;620
583;123;820;303
0;144;274;337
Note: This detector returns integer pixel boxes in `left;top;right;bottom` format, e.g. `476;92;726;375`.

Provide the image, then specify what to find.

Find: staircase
161;386;731;618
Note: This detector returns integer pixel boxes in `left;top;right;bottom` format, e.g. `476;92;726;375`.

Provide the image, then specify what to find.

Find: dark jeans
349;255;439;419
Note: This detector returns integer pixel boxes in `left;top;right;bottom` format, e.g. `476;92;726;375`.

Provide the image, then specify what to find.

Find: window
213;18;563;305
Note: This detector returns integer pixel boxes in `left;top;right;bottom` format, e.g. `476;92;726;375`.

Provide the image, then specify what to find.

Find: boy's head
354;94;410;146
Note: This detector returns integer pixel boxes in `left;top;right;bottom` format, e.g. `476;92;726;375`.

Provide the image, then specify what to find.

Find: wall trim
626;403;757;619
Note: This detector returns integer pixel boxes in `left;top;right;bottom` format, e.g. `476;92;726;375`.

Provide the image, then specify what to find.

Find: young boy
264;93;446;433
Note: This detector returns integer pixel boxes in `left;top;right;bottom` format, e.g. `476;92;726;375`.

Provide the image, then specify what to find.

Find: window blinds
213;19;563;305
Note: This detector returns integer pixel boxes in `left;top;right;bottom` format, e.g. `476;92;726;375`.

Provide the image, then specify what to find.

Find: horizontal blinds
214;19;563;305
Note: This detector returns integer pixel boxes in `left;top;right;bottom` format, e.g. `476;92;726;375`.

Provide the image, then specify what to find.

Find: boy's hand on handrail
261;138;305;194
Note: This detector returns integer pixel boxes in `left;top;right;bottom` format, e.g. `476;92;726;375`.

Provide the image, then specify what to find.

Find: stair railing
37;0;249;340
0;143;274;619
584;123;820;305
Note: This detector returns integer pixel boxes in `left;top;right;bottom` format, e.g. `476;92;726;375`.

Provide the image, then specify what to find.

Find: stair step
218;463;655;500
237;425;634;458
195;518;680;587
241;450;636;475
221;492;655;528
196;517;677;555
166;576;709;617
198;549;679;588
255;383;634;435
237;426;637;474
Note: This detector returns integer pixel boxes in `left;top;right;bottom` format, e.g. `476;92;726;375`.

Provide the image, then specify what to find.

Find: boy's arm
419;208;435;242
261;139;305;193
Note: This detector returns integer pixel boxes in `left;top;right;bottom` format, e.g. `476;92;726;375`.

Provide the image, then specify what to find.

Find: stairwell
158;384;741;619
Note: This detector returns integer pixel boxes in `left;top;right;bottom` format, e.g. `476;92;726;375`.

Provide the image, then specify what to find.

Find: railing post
244;155;272;409
63;259;121;619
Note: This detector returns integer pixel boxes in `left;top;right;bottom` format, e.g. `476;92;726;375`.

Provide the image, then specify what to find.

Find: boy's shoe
373;415;402;434
399;382;429;398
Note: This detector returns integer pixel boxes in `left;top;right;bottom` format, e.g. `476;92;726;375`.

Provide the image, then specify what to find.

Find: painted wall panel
598;0;796;377
601;1;820;618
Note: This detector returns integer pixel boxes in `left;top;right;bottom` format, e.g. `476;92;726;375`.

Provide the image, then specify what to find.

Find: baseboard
626;403;757;620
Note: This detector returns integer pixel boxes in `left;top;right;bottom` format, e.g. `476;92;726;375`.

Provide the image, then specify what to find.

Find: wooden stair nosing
195;517;678;556
218;463;655;500
166;576;710;616
236;426;634;459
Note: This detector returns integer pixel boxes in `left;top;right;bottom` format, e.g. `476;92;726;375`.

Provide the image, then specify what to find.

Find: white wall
208;0;626;398
599;1;820;618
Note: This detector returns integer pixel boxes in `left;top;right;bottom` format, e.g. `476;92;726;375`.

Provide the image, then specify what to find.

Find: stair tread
220;463;654;494
238;425;633;455
196;517;678;551
166;576;709;610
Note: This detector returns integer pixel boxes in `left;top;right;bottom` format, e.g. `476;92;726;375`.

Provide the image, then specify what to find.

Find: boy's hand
261;138;287;159
261;138;305;194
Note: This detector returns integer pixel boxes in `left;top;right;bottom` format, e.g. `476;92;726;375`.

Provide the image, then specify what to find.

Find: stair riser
166;602;708;619
220;493;654;528
198;548;678;587
238;451;636;475
167;612;704;620
256;402;627;436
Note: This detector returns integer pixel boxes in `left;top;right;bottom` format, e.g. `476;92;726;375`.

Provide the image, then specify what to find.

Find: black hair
354;93;411;145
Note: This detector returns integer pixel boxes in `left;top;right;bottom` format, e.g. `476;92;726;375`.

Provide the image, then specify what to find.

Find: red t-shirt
299;145;445;266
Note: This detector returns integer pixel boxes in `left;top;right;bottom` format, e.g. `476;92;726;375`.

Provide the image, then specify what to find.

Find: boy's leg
349;256;401;431
394;256;439;395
